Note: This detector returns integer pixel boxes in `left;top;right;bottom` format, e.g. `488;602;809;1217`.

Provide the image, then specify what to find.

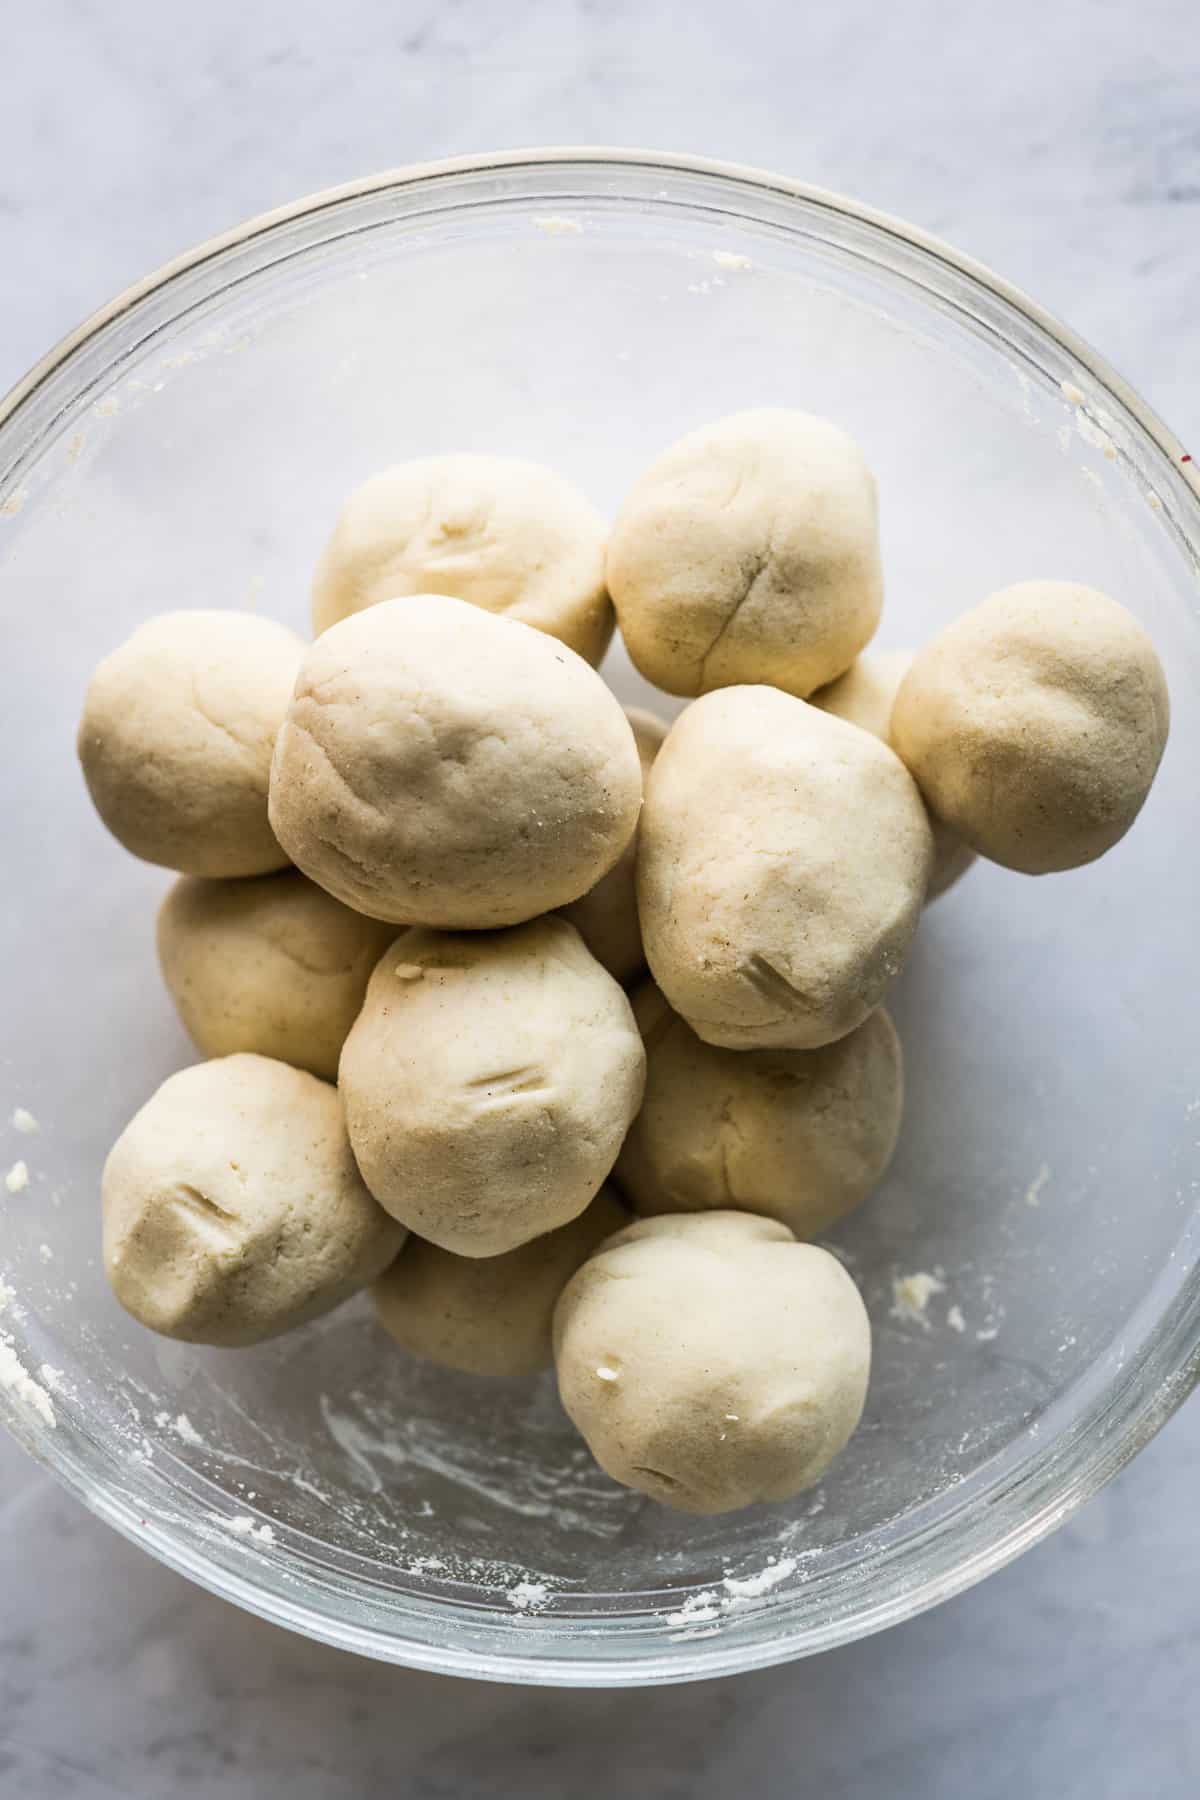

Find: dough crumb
534;215;582;236
946;1304;966;1333
393;963;425;981
217;1513;276;1545
712;250;753;270
40;1364;66;1393
0;1339;56;1427
173;1412;204;1446
507;1579;551;1612
5;1161;29;1194
37;1244;52;1264
722;1556;796;1599
11;1108;39;1135
1060;380;1085;405
665;1590;722;1627
1025;1162;1050;1207
976;1325;1000;1343
890;1270;945;1329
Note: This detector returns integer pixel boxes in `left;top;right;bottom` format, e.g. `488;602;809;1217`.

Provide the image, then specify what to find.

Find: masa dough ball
607;409;882;698
373;1187;628;1378
558;706;669;984
813;650;977;900
311;454;614;665
102;1054;404;1347
78;610;304;877
616;985;903;1239
339;918;646;1257
554;1211;871;1514
269;595;643;928
157;872;397;1081
637;686;932;1050
891;581;1170;874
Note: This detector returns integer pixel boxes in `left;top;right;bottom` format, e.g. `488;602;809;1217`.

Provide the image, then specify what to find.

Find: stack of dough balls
77;414;1170;1523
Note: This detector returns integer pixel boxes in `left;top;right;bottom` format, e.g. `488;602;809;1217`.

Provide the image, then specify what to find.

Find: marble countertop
3;3;1200;1794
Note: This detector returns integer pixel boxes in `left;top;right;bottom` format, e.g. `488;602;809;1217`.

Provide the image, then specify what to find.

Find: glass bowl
2;150;1199;1687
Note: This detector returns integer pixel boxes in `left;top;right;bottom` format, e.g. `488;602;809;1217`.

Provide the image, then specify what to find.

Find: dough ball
554;1211;871;1514
812;647;912;741
373;1187;628;1378
616;985;903;1239
813;650;977;901
311;454;614;665
157;872;397;1081
607;409;882;698
557;706;669;983
102;1054;404;1346
269;595;643;928
78;610;305;877
638;686;932;1050
339;917;646;1256
891;582;1170;873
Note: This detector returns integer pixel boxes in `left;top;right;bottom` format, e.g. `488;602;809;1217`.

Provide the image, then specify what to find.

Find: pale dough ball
78;611;305;877
557;706;669;984
638;686;932;1050
373;1187;628;1378
607;409;882;698
616;985;903;1239
554;1211;871;1514
891;582;1170;873
339;918;646;1256
311;454;614;665
102;1054;404;1346
157;872;397;1081
269;595;643;928
813;650;977;901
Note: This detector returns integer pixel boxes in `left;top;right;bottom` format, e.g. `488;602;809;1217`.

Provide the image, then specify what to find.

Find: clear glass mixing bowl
2;150;1199;1686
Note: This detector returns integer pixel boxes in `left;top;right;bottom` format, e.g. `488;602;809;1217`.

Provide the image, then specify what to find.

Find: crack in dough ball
373;1187;628;1378
554;1211;871;1514
102;1054;405;1346
311;454;615;665
557;706;669;984
607;409;882;698
339;918;646;1257
269;595;643;928
157;872;397;1082
616;985;903;1239
891;582;1170;874
637;686;932;1050
78;610;305;877
813;649;977;901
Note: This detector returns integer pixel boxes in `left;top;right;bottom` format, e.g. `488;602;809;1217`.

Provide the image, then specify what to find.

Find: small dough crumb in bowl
3;153;1199;1687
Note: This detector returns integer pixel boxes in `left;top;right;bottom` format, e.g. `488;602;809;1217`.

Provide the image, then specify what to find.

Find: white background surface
3;3;1200;1794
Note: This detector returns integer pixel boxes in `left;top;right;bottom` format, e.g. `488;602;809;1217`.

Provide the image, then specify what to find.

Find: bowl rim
2;145;1199;1685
